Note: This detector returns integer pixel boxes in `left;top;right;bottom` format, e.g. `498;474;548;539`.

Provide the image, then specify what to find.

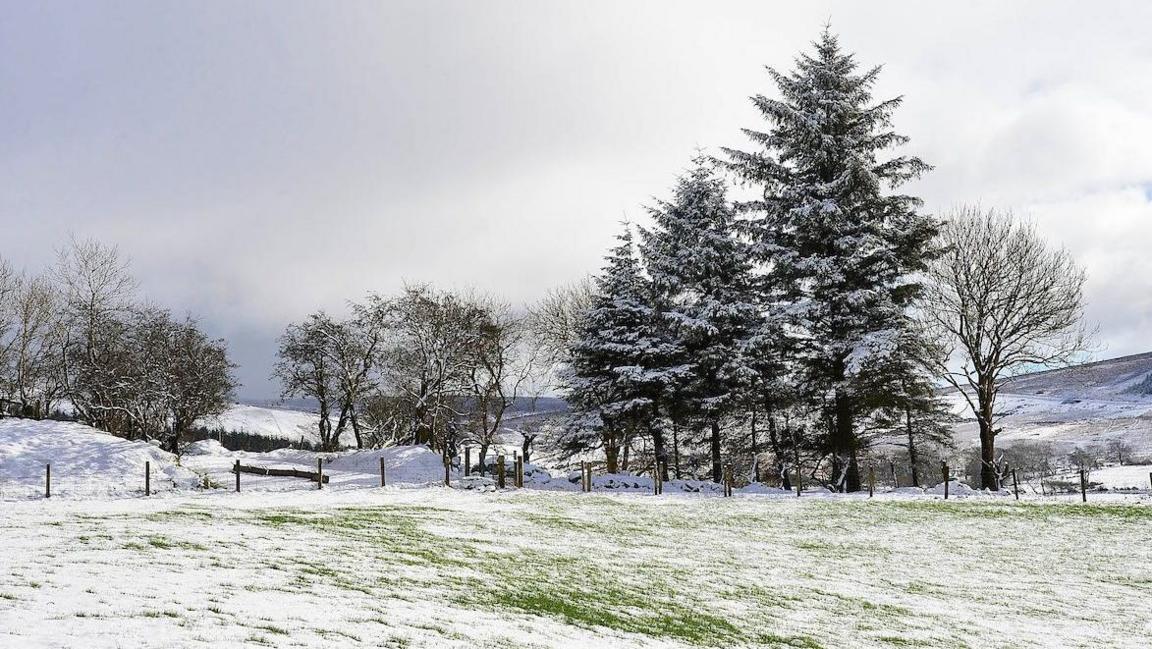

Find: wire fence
1;460;1149;503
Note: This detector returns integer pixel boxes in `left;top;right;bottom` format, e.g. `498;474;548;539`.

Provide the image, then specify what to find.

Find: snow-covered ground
2;416;1151;647
2;489;1150;648
0;419;200;499
1077;463;1152;490
199;403;321;444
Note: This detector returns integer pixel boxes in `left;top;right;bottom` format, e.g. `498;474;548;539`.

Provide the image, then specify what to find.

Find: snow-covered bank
4;417;1150;504
0;419;199;499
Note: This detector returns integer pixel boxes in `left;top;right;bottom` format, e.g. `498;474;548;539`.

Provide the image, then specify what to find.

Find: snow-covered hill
198;403;320;443
947;352;1152;455
0;418;200;499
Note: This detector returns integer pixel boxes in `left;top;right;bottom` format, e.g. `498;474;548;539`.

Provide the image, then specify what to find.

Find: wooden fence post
465;447;471;477
380;456;386;487
444;455;451;487
890;461;897;488
317;458;323;491
942;462;950;500
145;461;151;497
1011;469;1019;500
795;463;802;498
516;455;523;488
45;463;51;499
587;461;593;492
234;459;240;492
1080;469;1087;502
497;455;505;489
868;465;875;498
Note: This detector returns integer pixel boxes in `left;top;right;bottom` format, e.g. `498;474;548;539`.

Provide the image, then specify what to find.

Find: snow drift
0;418;200;499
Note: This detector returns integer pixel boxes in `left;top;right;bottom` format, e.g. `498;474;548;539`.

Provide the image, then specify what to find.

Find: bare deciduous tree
273;313;343;451
162;315;237;453
8;274;66;418
922;207;1090;490
527;278;594;382
372;285;488;451
463;296;536;473
53;236;139;429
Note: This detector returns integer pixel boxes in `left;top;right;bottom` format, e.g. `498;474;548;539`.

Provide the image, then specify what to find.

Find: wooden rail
235;463;330;484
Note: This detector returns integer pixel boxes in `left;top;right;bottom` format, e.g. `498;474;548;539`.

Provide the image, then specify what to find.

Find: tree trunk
906;405;920;487
317;400;332;451
650;423;669;482
710;419;722;483
350;408;363;449
478;442;490;476
774;416;791;491
977;386;998;490
749;408;759;482
671;419;682;479
604;434;620;474
831;389;861;492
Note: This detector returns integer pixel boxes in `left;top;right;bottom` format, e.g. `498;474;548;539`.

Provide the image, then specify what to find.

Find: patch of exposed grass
145;535;207;551
484;587;739;646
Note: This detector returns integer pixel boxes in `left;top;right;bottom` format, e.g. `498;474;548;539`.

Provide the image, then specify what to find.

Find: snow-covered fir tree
722;29;938;491
856;323;955;488
639;159;759;483
563;225;675;474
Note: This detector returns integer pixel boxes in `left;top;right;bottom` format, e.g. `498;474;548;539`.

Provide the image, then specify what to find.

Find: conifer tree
640;160;759;483
722;30;937;491
564;225;670;473
857;325;955;487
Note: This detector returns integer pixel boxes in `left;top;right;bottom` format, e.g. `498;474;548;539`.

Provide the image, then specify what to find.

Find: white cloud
1;1;1150;394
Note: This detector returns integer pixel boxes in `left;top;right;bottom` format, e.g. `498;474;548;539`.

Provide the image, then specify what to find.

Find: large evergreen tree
857;324;955;487
640;160;759;483
722;30;937;491
564;225;672;473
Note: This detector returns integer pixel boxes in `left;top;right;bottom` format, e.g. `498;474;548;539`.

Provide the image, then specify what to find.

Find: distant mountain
946;352;1152;455
997;352;1152;400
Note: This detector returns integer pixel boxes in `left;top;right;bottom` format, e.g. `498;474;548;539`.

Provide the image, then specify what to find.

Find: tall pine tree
722;30;938;491
856;323;955;487
640;160;759;483
564;225;672;473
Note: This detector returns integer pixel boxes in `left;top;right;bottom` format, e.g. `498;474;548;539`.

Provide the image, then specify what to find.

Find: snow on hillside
0;419;200;499
946;352;1152;455
199;403;320;443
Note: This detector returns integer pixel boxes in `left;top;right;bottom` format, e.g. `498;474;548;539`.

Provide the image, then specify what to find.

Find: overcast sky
2;1;1150;398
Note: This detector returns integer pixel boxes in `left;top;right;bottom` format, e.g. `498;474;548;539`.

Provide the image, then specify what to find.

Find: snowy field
3;489;1151;648
3;418;1152;647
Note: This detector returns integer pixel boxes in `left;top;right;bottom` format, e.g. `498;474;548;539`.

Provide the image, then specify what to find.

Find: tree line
273;285;537;471
559;30;1088;492
276;32;1089;492
0;237;237;452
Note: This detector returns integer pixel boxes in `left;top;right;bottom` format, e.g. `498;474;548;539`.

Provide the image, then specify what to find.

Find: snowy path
2;490;1150;648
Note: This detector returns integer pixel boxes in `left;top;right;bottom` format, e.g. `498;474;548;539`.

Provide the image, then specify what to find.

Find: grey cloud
2;1;1150;396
